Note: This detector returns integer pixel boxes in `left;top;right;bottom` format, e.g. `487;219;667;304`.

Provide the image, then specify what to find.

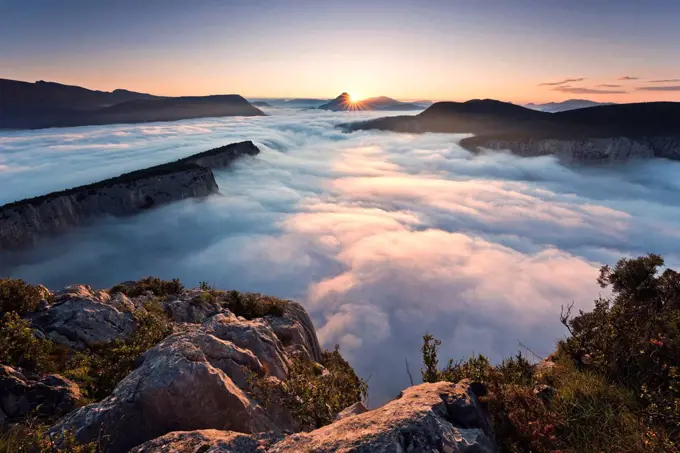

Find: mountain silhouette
318;93;425;111
0;78;264;129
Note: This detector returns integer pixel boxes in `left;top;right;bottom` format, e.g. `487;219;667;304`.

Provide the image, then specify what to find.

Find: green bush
250;345;368;430
0;312;56;372
218;290;287;319
421;334;660;453
561;254;680;445
0;278;47;315
109;277;184;298
0;300;171;403
421;254;680;452
0;418;97;453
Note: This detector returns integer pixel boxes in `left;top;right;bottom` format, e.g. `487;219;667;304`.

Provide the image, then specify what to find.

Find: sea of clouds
2;108;680;404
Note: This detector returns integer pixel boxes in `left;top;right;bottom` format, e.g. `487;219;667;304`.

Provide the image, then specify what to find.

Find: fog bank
2;109;680;403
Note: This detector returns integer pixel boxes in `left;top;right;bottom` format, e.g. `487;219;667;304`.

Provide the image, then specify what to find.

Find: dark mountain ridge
342;99;680;162
0;78;264;129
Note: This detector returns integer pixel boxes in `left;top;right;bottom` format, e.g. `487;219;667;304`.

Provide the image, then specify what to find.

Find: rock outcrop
0;141;259;250
0;277;500;452
130;429;279;453
31;285;138;349
50;312;295;453
0;365;81;423
269;381;495;453
334;401;369;421
264;301;323;363
133;381;496;453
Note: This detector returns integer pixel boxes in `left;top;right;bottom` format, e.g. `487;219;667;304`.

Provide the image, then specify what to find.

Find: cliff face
461;136;680;163
343;100;680;163
0;141;259;250
0;167;217;250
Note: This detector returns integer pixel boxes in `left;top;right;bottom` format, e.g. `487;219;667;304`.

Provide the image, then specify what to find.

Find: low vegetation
422;253;679;452
0;278;49;316
217;290;287;319
0;421;97;453
0;278;174;452
109;276;184;298
250;345;368;430
0;312;57;372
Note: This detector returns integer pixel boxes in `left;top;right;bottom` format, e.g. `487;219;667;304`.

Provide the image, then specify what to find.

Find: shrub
0;312;56;372
250;345;368;430
0;278;47;315
420;333;661;453
109;277;184;298
218;290;287;319
0;300;171;403
0;419;97;453
199;281;214;291
561;254;680;444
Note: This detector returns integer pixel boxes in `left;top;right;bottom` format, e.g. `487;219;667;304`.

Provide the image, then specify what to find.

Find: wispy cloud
596;84;622;88
649;78;680;83
553;86;627;94
637;85;680;92
538;78;585;86
618;76;640;80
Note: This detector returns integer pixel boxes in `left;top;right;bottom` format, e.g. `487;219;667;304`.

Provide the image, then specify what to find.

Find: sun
348;92;361;103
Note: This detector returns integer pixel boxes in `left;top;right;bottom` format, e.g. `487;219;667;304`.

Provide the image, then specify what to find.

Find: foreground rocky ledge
0;279;496;452
131;381;495;453
0;141;259;250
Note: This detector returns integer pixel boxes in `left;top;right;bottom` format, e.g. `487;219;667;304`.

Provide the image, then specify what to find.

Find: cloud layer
3;110;680;404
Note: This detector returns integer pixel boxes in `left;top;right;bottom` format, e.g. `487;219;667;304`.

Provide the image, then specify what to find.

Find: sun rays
342;92;368;111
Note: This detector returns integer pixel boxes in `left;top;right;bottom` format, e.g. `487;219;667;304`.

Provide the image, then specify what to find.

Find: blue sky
2;0;680;101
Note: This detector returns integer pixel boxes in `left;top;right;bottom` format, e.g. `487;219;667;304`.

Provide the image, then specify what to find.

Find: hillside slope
343;100;680;163
0;78;264;129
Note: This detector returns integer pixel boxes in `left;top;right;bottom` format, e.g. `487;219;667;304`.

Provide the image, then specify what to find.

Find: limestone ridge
0;141;260;250
460;136;680;164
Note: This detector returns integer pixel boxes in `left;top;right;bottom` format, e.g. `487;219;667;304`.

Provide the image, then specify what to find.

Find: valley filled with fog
2;108;680;403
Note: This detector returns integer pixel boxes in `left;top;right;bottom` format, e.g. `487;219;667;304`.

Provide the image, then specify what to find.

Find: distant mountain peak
318;93;425;112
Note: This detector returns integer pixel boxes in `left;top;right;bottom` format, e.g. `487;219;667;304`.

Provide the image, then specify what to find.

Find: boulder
335;401;369;421
162;289;231;324
269;381;497;453
50;313;295;453
130;429;278;453
31;284;137;349
0;365;81;423
204;314;289;380
265;302;322;363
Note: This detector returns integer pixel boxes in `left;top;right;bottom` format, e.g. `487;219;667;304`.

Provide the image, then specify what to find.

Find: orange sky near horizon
4;1;680;105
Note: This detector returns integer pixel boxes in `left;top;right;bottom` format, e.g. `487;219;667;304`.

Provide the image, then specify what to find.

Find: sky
3;0;680;103
3;110;680;403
